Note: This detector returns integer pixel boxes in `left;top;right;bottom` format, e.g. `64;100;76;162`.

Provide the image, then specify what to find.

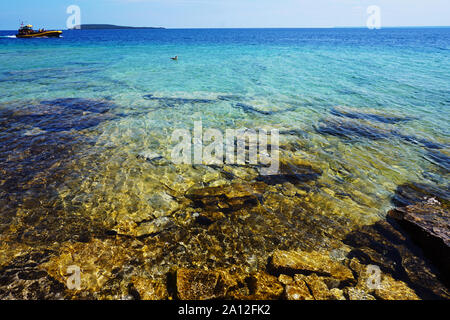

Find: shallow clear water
0;28;449;298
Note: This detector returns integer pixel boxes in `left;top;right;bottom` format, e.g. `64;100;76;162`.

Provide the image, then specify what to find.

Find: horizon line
1;25;450;31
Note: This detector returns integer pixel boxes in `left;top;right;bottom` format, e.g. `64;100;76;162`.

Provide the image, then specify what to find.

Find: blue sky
0;0;449;29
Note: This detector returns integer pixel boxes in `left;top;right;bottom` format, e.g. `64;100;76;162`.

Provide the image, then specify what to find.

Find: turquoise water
1;27;449;226
0;28;449;297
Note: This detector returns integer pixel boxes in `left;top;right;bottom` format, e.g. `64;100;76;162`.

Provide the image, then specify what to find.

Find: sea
0;28;449;298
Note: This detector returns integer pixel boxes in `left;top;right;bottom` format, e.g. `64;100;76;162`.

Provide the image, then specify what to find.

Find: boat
16;24;62;38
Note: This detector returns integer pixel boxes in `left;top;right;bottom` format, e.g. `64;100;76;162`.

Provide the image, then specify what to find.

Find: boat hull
16;31;62;38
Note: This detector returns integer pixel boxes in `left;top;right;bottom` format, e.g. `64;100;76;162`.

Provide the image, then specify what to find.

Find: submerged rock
393;132;447;150
0;98;116;133
176;268;235;300
278;274;294;285
234;103;274;115
315;118;390;140
186;182;265;215
374;274;420;300
0;105;108;244
147;192;180;218
234;102;297;116
41;238;141;296
329;288;346;300
176;268;285;300
316;116;446;150
343;219;450;299
0;250;66;300
143;94;215;105
136;151;164;163
424;150;450;171
330;106;413;124
270;250;354;282
388;198;449;286
282;273;345;300
131;276;168;300
40;98;112;114
246;272;284;300
391;182;449;208
389;182;449;283
135;217;174;237
295;274;323;299
217;95;244;102
256;159;321;186
303;274;343;300
345;287;376;300
347;257;420;300
284;274;314;300
279;128;310;139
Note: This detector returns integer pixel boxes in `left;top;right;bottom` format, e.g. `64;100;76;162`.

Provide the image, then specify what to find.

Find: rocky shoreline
2;192;448;300
0;246;429;300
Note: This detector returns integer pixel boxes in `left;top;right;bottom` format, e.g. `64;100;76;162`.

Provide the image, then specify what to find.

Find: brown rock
285;275;314;300
194;211;226;226
388;198;449;282
347;258;419;300
391;182;449;208
374;274;420;300
135;217;173;237
256;159;321;186
278;274;293;285
348;257;364;274
186;182;265;214
0;250;67;300
271;250;354;282
131;277;168;300
176;269;225;300
345;287;376;300
176;268;252;300
303;274;332;300
329;288;346;300
397;246;450;299
344;221;450;299
347;258;374;293
248;272;284;300
321;277;341;289
41;238;137;294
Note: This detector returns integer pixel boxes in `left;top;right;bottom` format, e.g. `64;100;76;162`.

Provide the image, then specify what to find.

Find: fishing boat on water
16;24;62;38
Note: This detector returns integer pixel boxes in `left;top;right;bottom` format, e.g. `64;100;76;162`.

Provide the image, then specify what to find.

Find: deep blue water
2;27;450;47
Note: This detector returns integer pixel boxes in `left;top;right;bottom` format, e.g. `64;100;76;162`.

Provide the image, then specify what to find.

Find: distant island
70;24;165;30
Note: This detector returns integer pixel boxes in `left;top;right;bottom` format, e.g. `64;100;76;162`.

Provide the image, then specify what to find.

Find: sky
0;0;449;30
